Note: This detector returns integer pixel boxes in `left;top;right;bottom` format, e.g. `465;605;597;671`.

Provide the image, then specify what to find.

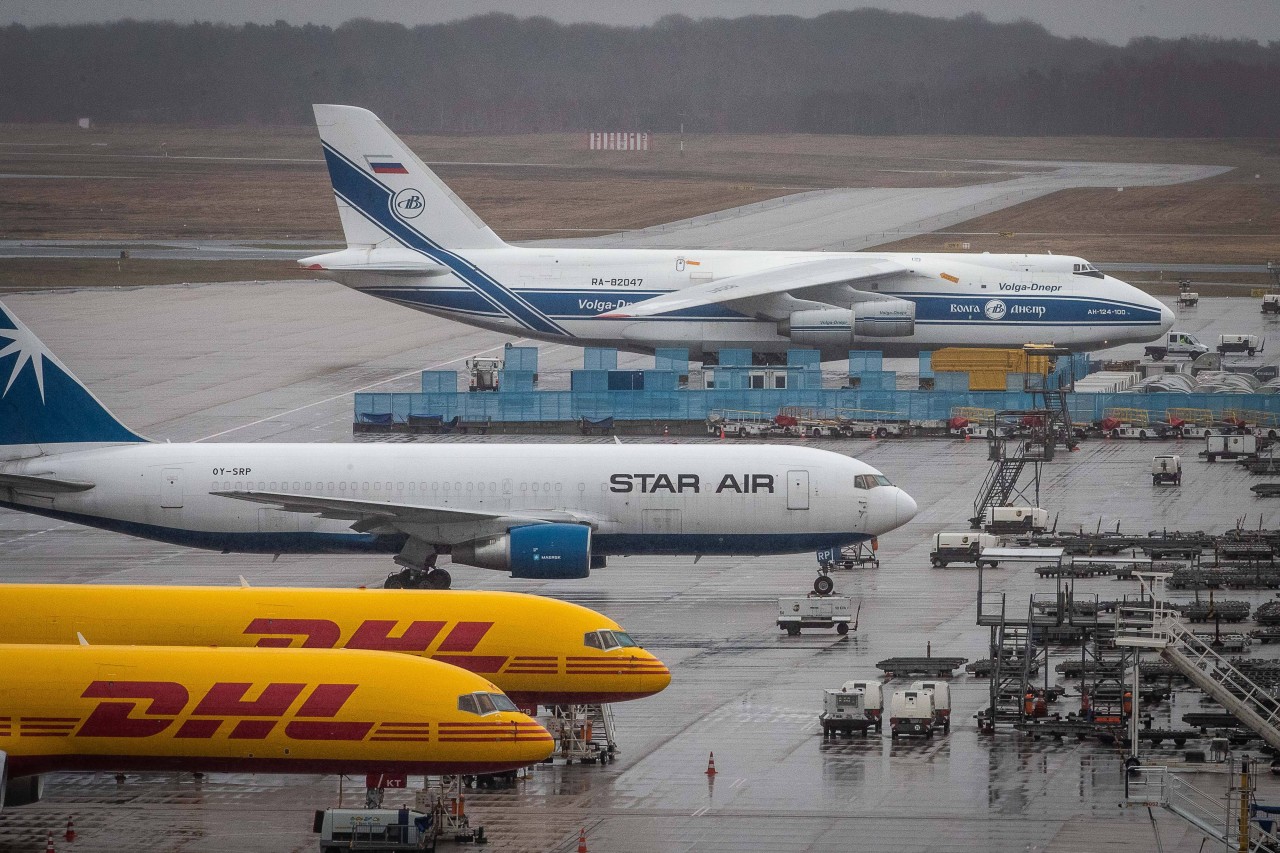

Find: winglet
238;575;251;588
76;631;89;646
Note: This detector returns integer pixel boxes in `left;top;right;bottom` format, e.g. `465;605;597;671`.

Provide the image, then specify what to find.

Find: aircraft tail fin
0;302;147;459
312;104;506;252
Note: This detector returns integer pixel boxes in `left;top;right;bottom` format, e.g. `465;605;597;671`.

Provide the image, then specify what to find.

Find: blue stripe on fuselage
356;284;1163;328
321;145;569;337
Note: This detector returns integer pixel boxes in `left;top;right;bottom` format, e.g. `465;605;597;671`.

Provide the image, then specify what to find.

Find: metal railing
1127;765;1280;852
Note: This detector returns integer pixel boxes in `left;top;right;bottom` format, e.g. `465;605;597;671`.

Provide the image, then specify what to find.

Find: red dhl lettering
75;681;371;741
244;618;494;655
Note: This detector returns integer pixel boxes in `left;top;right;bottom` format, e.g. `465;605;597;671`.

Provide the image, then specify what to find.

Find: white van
841;679;883;731
889;689;936;739
908;680;952;732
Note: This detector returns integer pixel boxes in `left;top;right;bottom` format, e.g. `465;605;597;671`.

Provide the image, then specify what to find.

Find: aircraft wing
0;472;95;493
597;256;911;320
211;490;600;544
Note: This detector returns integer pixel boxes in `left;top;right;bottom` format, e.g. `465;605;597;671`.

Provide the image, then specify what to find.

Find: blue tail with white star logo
0;302;147;457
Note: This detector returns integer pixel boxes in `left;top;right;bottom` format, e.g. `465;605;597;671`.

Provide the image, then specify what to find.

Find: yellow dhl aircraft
0;643;553;811
0;585;670;707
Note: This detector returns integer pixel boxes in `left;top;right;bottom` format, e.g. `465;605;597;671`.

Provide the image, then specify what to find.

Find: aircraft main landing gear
384;566;452;590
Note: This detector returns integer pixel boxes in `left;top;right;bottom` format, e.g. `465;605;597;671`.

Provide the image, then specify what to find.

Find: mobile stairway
1116;573;1280;753
1126;759;1280;852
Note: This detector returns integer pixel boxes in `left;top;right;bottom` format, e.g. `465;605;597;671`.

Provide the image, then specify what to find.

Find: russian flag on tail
365;155;408;174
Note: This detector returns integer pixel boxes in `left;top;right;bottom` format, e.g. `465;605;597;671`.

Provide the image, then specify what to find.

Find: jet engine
451;524;591;579
1;753;43;811
779;301;915;348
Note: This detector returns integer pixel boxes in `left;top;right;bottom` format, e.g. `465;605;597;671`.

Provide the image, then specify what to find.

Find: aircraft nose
1159;301;1175;334
895;488;918;527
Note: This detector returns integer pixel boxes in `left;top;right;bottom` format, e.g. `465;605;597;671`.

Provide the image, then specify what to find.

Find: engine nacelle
780;302;915;348
1;751;43;810
451;523;591;579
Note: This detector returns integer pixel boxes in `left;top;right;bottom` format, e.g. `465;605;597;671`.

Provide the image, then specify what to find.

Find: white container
841;679;884;727
889;689;936;739
908;680;952;730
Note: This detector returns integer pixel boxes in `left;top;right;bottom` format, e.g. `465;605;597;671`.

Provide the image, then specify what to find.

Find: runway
1;281;1278;851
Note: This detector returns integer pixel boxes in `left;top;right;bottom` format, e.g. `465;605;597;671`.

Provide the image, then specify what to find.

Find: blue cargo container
420;370;458;393
583;347;619;370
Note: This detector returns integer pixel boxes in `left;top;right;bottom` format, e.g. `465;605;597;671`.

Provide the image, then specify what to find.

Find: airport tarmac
1;282;1278;852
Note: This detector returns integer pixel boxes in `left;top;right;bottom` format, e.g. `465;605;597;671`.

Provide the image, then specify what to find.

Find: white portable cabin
889;689;936;739
841;679;883;728
908;680;952;730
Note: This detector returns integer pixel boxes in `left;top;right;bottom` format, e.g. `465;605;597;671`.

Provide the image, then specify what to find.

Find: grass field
1;121;1277;289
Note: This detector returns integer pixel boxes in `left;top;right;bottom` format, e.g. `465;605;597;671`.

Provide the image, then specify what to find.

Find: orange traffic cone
64;817;76;843
705;751;717;776
45;832;55;853
577;827;588;853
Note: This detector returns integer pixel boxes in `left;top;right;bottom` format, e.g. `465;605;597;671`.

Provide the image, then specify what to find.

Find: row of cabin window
211;480;582;494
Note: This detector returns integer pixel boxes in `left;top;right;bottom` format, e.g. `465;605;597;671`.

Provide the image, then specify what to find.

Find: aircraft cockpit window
583;632;603;649
855;474;893;489
612;631;638;648
1072;262;1104;279
458;692;514;715
489;693;518;712
597;631;622;651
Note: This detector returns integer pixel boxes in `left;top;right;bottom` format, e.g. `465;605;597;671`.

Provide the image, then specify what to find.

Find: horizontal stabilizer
0;471;94;493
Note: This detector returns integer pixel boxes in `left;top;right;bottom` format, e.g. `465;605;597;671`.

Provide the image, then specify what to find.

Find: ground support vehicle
318;808;437;852
817;542;880;571
1263;294;1280;314
908;680;952;732
1145;331;1210;361
1152;455;1182;485
930;532;1000;568
778;594;854;636
983;506;1049;534
1203;433;1265;463
889;689;936;739
1217;334;1263;356
1177;290;1199;307
876;656;967;678
840;680;884;731
819;688;875;738
706;409;781;438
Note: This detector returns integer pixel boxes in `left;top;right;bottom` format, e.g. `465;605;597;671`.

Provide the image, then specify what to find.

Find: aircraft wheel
384;572;406;589
814;574;835;596
421;568;452;590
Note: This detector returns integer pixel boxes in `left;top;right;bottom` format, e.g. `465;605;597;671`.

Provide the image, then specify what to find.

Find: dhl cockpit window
458;692;519;715
584;629;636;651
855;474;893;489
1072;262;1104;279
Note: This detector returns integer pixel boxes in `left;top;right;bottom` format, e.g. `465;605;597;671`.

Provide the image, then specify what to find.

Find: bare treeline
0;11;1276;136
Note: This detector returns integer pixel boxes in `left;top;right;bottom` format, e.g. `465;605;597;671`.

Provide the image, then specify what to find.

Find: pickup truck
1144;331;1209;361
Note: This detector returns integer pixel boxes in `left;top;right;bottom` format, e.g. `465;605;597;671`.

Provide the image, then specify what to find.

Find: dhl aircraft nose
639;653;673;699
508;715;556;765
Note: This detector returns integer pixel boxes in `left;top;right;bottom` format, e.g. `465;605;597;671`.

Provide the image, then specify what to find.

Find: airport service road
538;160;1231;251
0;282;1277;852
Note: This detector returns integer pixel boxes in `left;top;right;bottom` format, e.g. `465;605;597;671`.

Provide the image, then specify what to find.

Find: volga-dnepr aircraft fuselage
302;104;1175;359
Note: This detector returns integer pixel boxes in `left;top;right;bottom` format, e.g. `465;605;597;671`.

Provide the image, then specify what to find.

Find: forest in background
0;10;1276;136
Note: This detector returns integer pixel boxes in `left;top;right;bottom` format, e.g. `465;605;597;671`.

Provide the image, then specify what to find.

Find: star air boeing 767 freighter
301;104;1174;359
0;302;915;591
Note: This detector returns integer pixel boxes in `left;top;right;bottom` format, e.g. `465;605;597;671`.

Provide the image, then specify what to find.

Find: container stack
929;348;1051;392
